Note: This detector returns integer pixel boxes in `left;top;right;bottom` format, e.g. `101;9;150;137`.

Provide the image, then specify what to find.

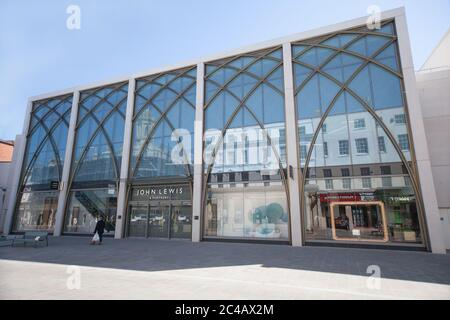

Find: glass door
128;206;148;237
148;206;170;238
171;206;192;239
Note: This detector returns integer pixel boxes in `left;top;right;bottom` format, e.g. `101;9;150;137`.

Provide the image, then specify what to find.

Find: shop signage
320;193;361;203
319;192;375;203
131;185;190;201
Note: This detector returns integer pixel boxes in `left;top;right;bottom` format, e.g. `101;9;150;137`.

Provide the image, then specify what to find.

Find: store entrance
128;204;192;239
127;184;192;239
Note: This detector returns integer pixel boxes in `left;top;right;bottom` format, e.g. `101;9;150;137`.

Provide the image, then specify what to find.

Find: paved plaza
0;236;449;299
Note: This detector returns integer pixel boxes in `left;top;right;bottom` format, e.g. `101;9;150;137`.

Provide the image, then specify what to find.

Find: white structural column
115;79;136;239
191;63;205;242
3;100;33;234
54;91;80;236
282;43;303;247
395;13;446;254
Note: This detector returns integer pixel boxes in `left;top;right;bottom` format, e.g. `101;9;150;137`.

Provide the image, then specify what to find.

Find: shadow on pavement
0;236;449;285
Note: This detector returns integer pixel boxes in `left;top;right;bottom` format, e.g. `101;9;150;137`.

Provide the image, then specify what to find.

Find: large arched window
131;67;196;180
64;82;128;234
203;47;290;240
293;21;424;245
14;94;73;232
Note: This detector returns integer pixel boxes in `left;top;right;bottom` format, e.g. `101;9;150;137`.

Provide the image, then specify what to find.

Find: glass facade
127;67;197;239
11;18;430;249
293;21;423;244
64;82;128;234
130;67;196;180
203;47;289;240
14;95;73;232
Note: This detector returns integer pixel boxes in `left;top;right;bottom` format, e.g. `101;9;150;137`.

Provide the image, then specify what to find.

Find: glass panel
348;35;390;57
171;206;192;239
72;85;127;184
349;64;403;110
297;47;335;67
331;203;387;241
323;53;363;83
375;44;400;72
128;206;147;237
64;189;117;235
148;206;169;238
205;184;288;240
204;48;288;241
302;108;422;244
23;139;59;186
14;191;58;232
74;131;117;182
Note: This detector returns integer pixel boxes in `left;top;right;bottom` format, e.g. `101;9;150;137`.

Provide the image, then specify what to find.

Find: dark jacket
94;220;106;234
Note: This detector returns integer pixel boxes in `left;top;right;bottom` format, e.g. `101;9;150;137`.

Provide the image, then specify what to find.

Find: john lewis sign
131;185;190;201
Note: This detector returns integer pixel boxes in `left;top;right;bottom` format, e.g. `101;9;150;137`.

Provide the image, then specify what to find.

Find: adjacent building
0;140;14;233
2;8;447;253
416;29;450;249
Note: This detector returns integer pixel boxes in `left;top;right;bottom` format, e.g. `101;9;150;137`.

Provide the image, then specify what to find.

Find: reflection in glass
128;206;147;237
65;83;127;234
64;189;117;235
14;95;72;232
293;21;424;245
131;67;196;180
148;206;169;238
203;47;289;240
171;206;192;239
14;191;58;232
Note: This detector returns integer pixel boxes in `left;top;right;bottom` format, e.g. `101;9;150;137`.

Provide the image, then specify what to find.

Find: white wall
417;69;450;250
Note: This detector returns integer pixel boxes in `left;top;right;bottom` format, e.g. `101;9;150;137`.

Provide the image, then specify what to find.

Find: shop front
127;184;192;239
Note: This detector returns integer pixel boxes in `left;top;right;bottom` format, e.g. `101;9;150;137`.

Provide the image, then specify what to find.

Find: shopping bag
91;232;100;245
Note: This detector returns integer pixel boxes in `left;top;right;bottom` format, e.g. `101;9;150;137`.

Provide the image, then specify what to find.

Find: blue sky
0;0;449;140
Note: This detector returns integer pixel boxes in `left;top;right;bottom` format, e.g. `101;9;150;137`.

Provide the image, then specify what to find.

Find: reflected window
354;119;366;129
355;138;369;154
361;167;371;176
362;177;372;189
394;114;406;124
378;136;387;153
398;134;410;151
339;140;349;156
323;142;329;157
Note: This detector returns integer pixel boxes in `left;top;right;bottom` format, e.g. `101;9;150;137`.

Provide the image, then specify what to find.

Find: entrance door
128;204;192;239
148;206;170;238
170;206;192;239
128;206;148;237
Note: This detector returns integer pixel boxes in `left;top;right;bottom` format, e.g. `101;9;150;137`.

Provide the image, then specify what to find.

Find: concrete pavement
0;236;449;299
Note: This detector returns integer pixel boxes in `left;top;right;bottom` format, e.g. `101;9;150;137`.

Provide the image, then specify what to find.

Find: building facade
0;140;14;233
3;8;447;253
416;29;450;249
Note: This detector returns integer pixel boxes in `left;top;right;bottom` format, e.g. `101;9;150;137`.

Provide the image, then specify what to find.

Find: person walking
94;215;106;244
